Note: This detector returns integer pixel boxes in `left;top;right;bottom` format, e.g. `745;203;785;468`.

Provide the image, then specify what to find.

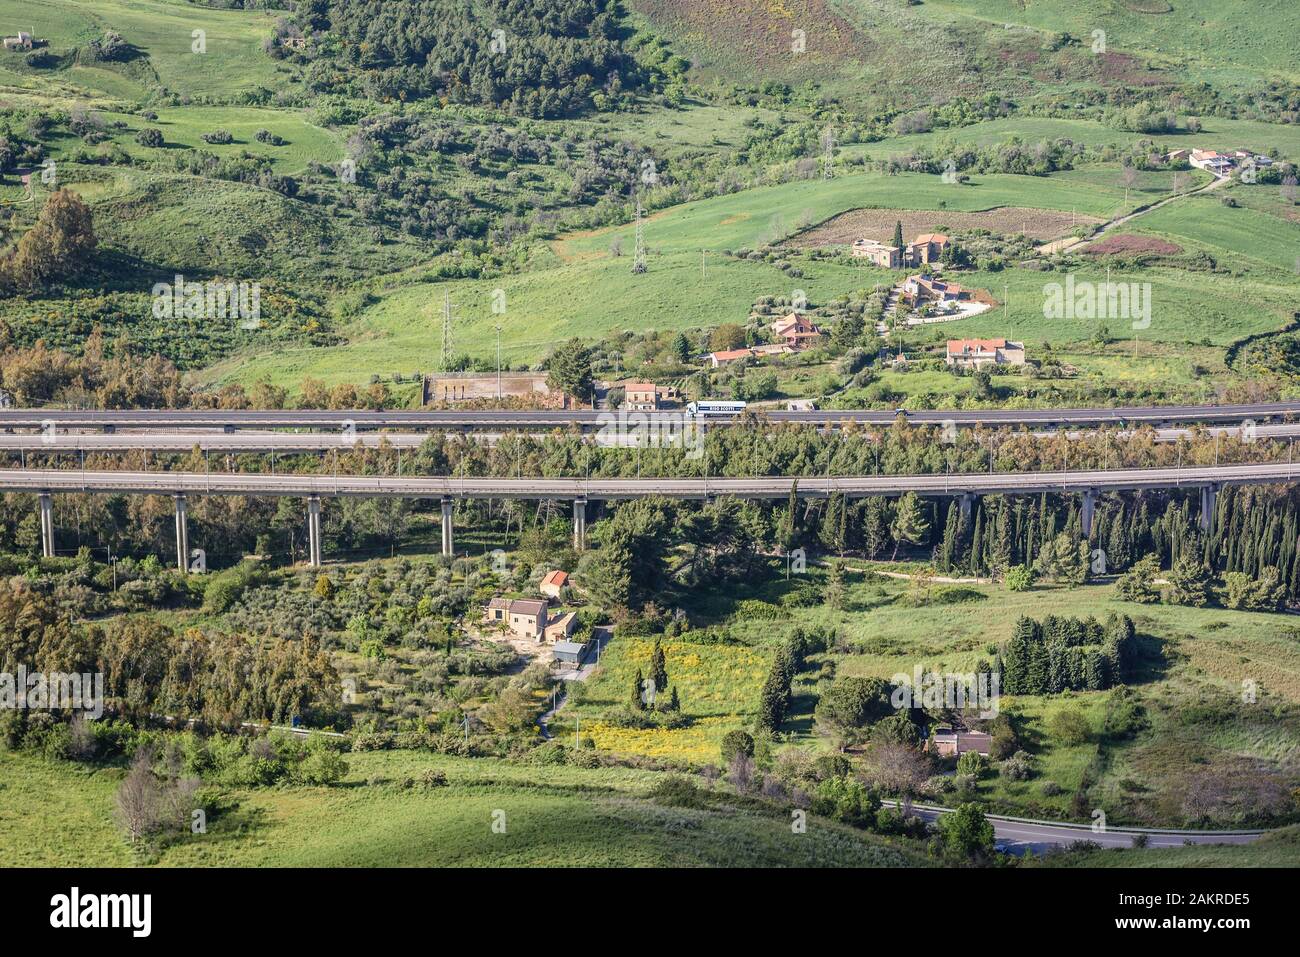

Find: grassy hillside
0;750;926;867
0;0;288;98
204;165;1297;390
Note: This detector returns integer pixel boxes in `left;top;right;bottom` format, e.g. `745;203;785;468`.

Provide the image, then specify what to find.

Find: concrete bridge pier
1081;489;1096;539
1199;483;1218;532
307;496;323;567
38;492;54;558
573;498;587;551
959;493;975;523
173;494;189;573
440;497;454;557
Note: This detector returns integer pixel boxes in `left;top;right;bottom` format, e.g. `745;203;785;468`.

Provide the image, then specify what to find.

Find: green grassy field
0;749;926;867
84;106;342;175
0;0;289;99
204;163;1300;391
912;0;1300;84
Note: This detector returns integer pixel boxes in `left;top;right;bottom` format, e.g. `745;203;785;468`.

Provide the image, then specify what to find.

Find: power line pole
495;324;502;399
822;125;835;180
632;196;647;273
440;290;456;372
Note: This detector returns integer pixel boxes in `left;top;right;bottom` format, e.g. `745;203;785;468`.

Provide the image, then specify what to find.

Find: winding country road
884;801;1263;854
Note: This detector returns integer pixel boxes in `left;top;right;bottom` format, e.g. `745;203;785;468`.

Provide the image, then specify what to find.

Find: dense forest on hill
293;0;640;115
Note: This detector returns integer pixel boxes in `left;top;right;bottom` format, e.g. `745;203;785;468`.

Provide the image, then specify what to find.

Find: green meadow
206;165;1297;391
0;749;925;867
0;0;288;99
911;0;1300;84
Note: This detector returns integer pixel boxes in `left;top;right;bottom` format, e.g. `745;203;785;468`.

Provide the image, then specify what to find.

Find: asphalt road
2;400;1298;431
887;802;1263;854
0;460;1295;498
3;422;1299;453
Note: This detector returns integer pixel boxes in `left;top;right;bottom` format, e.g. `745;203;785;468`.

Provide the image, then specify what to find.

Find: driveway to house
884;800;1264;854
537;626;613;739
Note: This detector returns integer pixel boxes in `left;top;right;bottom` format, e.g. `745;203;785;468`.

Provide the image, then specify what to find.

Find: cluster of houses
707;312;826;367
1166;147;1274;178
851;232;951;269
484;570;591;664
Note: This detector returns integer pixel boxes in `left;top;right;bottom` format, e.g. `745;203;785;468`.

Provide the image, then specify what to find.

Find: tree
650;637;669;692
816;676;896;748
889;492;929;560
1117;553;1160;603
1167;556;1211;607
631;668;646;710
720;729;754;765
824;559;847;610
545;338;594;403
1222;566;1285;611
671;332;691;363
4;189;97;290
709;323;746;352
314;575;335;600
114;749;163;844
892;219;904;251
135;128;164;148
1035;532;1088;585
937;803;995;859
758;651;793;730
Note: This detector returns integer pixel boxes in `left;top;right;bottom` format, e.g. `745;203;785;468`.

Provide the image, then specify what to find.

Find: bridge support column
307;496;323;567
959;493;975;523
573;498;587;551
38;493;54;559
440;497;454;558
1080;489;1096;539
174;494;189;573
1199;483;1218;533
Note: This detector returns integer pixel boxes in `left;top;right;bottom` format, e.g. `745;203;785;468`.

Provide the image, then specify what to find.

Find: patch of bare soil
1081;233;1184;257
791;206;1102;246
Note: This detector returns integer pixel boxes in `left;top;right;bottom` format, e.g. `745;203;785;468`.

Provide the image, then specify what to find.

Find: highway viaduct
4;422;1300;454
3;460;1294;569
2;401;1299;433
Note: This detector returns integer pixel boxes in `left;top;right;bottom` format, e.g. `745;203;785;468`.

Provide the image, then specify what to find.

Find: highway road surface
0;460;1296;499
887;802;1263;854
3;423;1300;453
2;400;1298;432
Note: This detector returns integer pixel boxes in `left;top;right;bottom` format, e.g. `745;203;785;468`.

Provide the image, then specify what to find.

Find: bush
650;774;710;809
720;729;755;764
1004;565;1035;592
955;750;986;778
135;128;163;148
999;750;1034;781
1049;707;1092;746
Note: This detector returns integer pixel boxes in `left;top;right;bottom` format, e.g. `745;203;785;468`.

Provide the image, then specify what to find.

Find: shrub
1048;707;1091;746
955;750;986;778
720;729;755;765
999;750;1034;781
1004;565;1035;591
